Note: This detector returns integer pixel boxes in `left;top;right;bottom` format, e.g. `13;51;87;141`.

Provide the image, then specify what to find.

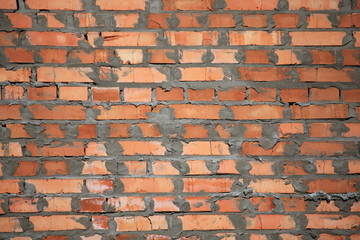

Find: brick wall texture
0;0;360;239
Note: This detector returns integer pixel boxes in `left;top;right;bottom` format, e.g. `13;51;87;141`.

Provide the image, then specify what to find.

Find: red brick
273;14;300;28
316;201;339;212
275;49;301;65
113;13;139;28
171;104;224;119
109;67;167;83
282;161;306;175
186;197;211;211
211;49;238;63
217;160;239;174
6;124;31;138
38;49;67;63
216;198;241;212
108;124;131;138
92;216;109;230
231;105;284;120
315;160;335;174
0;180;21;194
225;0;278;10
249;88;276;102
156;88;184;101
246;215;296;229
43;197;72;212
311;87;339;101
307;14;332;28
306;214;359;229
77;124;97;139
5;48;34;63
339;14;360;27
0;0;17;9
86;179;113;193
123;161;147;175
289;0;341;10
9;198;38;213
81;161;111;175
108;197;145;212
4;86;24;100
355;32;360;47
96;0;147;10
42;124;66;138
28;86;57;100
26;32;83;46
182;141;230;155
37;13;65;28
242;14;267;27
102;32;158;46
180;67;224;81
29;105;86;120
250;197;275;211
153;197;179;212
0;32;19;46
186;160;212;175
121;178;174;193
30;215;87;231
300;142;354;155
177;13;204;28
164;0;213;10
180;49;206;63
115;216;168;231
281;198;307;212
342;49;360;66
291;104;348;119
0;68;31;82
147;13;171;29
343;89;360;102
279;123;304;137
318;234;346;240
148;49;176;64
281;89;308;102
218;87;246;101
208;14;235;28
299;68;353;82
165;31;219;46
343;123;360;137
248;179;295;193
290;32;346;46
85;142;107;156
5;13;32;28
0;217;23;232
120;141;166;155
310;50;336;64
249;162;275;175
239;67;290;81
304;179;357;193
230;31;283;45
244;50;270;64
14;161;38;176
182;125;208;138
0;142;22;156
42;160;69;175
25;0;83;10
123;88;152;102
188;89;214;101
92;87;119;102
94;105;150;120
179;215;234;230
74;13;97;28
38;67;93;83
183;178;233;192
80;198;105;212
26;179;83;193
243;141;288;156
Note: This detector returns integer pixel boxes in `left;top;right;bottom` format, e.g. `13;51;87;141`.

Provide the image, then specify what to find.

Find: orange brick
248;179;295;193
37;13;65;28
9;198;38;213
156;88;184;101
38;49;67;63
307;14;332;28
147;13;171;29
28;86;57;100
182;124;208;138
115;216;168;231
311;88;339;101
230;31;283;45
304;179;357;193
26;179;83;193
225;0;278;10
94;105;150;120
231;105;284;120
123;88;152;102
120;141;166;155
180;49;206;63
343;89;360;102
14;161;38;176
120;178;174;193
279;123;304;137
281;89;308;102
242;14;267;27
218;87;246;101
273;14;300;28
291;104;348;119
5;13;32;28
290;32;346;46
164;0;213;10
38;67;93;83
0;217;23;232
102;32;158;46
114;13;139;27
165;31;219;46
148;49;176;64
244;50;270;64
5;48;34;63
0;68;31;82
208;14;235;28
59;87;88;101
239;67;290;81
275;49;301;65
289;0;341;10
183;178;233;192
0;106;22;120
300;142;354;156
171;104;224;119
182;141;230;155
0;0;17;9
306;214;359;229
4;86;24;99
243;142;288;156
43;197;72;212
309;50;336;64
92;87;119;102
25;0;83;10
249;88;276;102
29;105;86;120
246;215;296;229
188;89;214;101
30;215;87;231
179;215;234;230
26;32;83;46
43;160;69;175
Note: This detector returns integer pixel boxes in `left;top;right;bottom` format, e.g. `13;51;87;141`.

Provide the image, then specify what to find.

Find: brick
243;142;289;156
180;67;224;81
164;0;213;10
246;215;296;229
5;48;34;63
188;89;214;101
108;124;131;138
250;197;275;211
165;31;219;46
30;215;88;231
92;87;119;102
0;142;22;156
273;14;300;28
0;32;18;46
114;14;139;28
108;197;145;212
153;197;179;211
218;87;246;101
9;198;38;213
37;67;93;83
68;49;114;64
300;141;354;156
112;67;167;83
343;123;360;137
281;89;308;102
248;179;295;193
38;49;67;63
93;105;150;120
183;178;233;192
187;160;212;175
77;124;97;139
42;124;66;138
74;13;97;28
0;180;21;194
249;162;275;175
4;86;24;99
81;161;111;175
310;50;336;64
282;161;306;175
0;217;23;232
311;88;339;101
5;13;32;28
26;32;83;46
0;68;31;82
230;31;283;45
182;124;209;138
306;214;360;229
208;14;235;28
29;105;86;120
179;215;234;230
148;49;176;64
115;49;143;64
307;14;332;28
177;13;204;28
6;124;31;138
102;32;158;46
28;86;57;100
123;88;152;102
290;32;346;46
115;216;168;231
291;104;348;119
26;179;83;193
37;13;65;28
281;198;307;212
120;178;174;193
25;0;83;10
147;13;171;29
242;14;267;28
216;198;241;212
225;0;278;10
123;161;147;175
315;160;335;174
59;87;88;101
156;88;184;101
120;141;166;155
231;105;284;120
342;49;360;66
171;104;224;119
279;123;304;137
43;197;72;212
182;141;230;155
338;14;360;28
95;0;147;10
85;142;107;156
80;198;105;212
304;179;357;193
275;49;301;65
239;67;290;81
318;234;346;240
288;0;341;10
86;179;113;193
14;161;38;176
316;201;339;212
355;32;360;47
180;49;206;63
0;0;17;9
92;216;109;230
249;88;276;102
217;160;239;174
211;49;238;63
244;50;270;64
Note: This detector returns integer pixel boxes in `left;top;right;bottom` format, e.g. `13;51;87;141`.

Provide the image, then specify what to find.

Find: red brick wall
0;0;359;239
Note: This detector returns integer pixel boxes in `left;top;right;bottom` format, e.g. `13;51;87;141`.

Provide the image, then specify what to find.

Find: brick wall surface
0;0;359;239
